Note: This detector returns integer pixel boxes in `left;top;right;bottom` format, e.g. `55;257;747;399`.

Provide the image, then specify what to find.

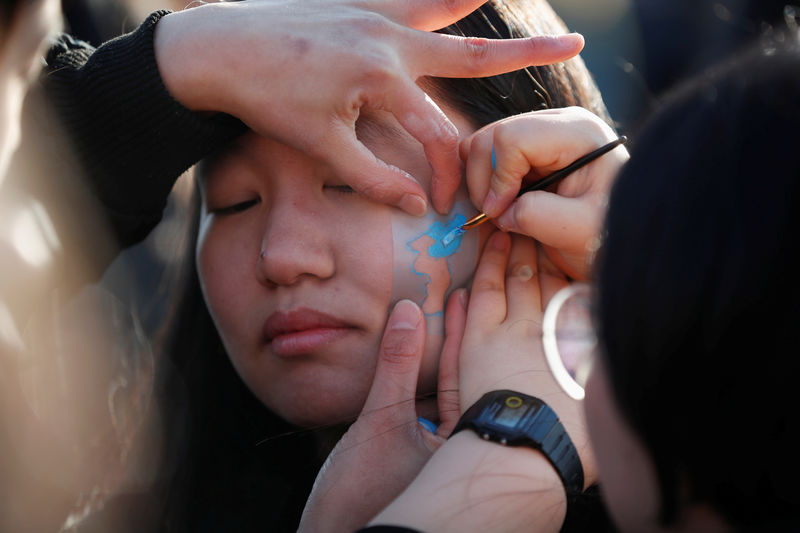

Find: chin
260;374;372;429
272;398;364;428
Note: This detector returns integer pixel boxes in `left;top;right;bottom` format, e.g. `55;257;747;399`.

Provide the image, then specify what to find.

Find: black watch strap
452;390;584;494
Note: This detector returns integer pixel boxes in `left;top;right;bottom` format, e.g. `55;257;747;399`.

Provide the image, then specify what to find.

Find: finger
496;190;599;252
467;231;511;327
462;125;497;212
323;123;429;216
379;0;500;31
361;300;426;421
539;271;570;311
387;81;461;214
409;32;585;77
481;123;542;217
437;288;468;437
477;109;621;217
537;245;570;309
505;234;541;319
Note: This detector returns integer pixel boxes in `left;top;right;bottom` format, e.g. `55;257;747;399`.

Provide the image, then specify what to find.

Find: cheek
195;218;255;350
390;196;480;390
339;207;394;308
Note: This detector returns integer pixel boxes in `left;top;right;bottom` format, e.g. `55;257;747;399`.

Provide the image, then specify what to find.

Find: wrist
372;431;566;533
153;4;240;112
153;9;197;110
451;390;585;495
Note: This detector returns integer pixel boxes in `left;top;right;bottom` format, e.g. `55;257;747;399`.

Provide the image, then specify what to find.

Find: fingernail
496;202;518;232
514;264;534;281
418;417;438;434
557;32;584;48
458;289;468;309
390;300;421;331
435;187;454;215
399;194;427;217
484;188;499;217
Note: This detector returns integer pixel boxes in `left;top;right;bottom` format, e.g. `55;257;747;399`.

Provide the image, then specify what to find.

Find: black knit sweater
44;10;246;248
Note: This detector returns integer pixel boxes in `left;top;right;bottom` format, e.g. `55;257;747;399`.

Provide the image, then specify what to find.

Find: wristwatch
451;390;584;494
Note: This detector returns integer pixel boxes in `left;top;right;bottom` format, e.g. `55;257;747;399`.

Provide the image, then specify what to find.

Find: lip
263;308;356;357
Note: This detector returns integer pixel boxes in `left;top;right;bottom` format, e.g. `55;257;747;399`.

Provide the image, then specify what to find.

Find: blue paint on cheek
425;214;467;258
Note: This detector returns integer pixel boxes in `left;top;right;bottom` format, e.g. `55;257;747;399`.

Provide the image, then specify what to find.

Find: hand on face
459;107;628;280
453;231;596;487
153;0;584;215
298;298;465;533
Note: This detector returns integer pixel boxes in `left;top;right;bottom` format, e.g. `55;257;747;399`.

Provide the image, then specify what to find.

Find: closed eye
324;185;357;195
212;198;260;215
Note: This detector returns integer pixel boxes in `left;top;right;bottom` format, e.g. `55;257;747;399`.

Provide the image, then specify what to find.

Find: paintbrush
442;135;628;246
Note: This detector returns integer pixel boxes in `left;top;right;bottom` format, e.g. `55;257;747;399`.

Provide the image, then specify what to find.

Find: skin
196;102;489;427
154;0;585;215
304;109;630;531
341;109;731;532
459;107;628;280
371;233;590;533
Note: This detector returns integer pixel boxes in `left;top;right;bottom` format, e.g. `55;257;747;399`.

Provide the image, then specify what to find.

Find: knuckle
507;318;543;339
435;116;460;147
492;169;516;188
381;333;419;367
357;57;400;89
463;37;492;69
472;275;505;294
492;122;524;156
357;178;394;200
354;11;392;38
567;106;616;141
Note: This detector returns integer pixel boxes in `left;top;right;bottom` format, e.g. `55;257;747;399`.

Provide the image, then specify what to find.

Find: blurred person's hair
596;35;800;529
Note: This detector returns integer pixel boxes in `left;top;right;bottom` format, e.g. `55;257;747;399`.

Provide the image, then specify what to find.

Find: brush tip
442;227;463;247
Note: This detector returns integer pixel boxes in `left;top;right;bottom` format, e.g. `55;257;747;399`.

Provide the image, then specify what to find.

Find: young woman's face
196;103;488;426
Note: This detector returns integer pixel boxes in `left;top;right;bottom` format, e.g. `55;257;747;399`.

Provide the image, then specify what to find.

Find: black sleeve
43;10;246;247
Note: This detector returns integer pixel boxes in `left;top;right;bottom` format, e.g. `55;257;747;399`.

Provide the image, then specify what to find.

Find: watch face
493;396;535;428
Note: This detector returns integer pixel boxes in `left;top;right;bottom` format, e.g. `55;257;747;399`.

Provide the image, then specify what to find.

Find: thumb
436;289;468;437
361;300;426;423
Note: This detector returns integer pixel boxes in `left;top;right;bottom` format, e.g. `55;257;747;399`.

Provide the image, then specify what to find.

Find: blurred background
1;0;797;531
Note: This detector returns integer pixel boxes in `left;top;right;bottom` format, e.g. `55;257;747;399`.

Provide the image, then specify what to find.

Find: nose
256;198;335;287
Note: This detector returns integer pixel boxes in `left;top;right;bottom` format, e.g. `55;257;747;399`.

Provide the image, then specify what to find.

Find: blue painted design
425;214;467;258
406;213;467;317
417;417;439;434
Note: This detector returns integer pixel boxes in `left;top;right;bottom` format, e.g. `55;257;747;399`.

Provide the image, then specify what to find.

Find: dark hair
430;0;610;128
150;1;612;531
596;39;800;528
